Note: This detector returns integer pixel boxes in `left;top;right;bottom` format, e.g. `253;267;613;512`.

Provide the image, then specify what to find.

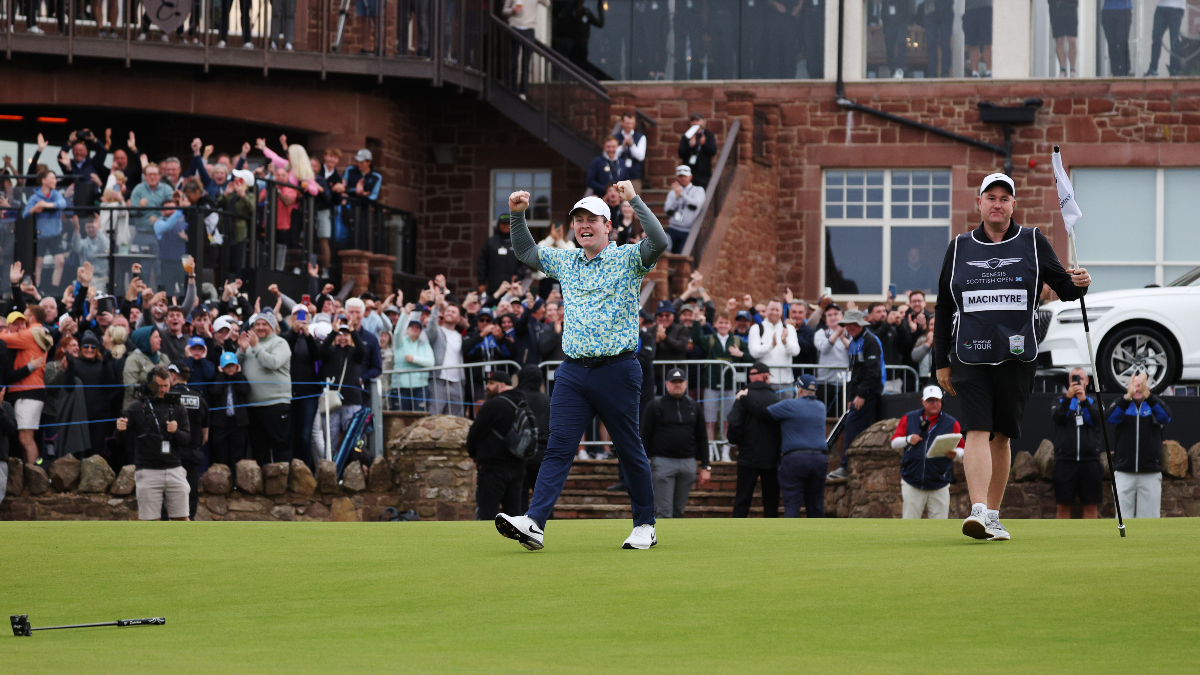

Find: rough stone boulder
1011;451;1038;482
367;455;392;492
200;464;232;494
317;459;340;494
1190;443;1200;479
330;496;359;522
235;459;262;494
390;415;472;457
289;460;317;496
1034;439;1055;481
270;504;295;521
49;455;81;492
79;455;117;493
110;465;136;495
1162;440;1188;478
847;419;900;453
7;458;23;494
341;461;366;493
23;464;49;495
263;462;290;496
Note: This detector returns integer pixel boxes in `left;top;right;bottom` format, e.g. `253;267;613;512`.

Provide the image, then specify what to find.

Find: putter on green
11;614;165;637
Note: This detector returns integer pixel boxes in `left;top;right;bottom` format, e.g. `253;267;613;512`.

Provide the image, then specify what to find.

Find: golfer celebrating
495;180;669;550
935;173;1090;541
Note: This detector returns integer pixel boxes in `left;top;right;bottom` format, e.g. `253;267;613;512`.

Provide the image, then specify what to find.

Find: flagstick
1068;233;1127;537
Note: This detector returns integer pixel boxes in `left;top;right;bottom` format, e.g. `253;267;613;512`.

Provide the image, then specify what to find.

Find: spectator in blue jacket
153;199;189;298
585;137;626;196
1107;373;1171;518
343;149;382;201
769;375;831;517
345;297;383;407
184;336;217;401
57;129;108;207
828;309;886;481
22;169;68;288
891;385;964;519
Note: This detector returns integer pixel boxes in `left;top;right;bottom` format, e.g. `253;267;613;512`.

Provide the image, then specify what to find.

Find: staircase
554;459;770;519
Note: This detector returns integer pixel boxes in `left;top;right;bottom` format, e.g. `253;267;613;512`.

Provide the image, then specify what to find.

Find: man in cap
184;335;216;399
284;305;322;469
496;179;669;551
935;173;1090;540
663;165;706;254
641;366;710;519
466;370;529;521
728;361;782;517
237;310;293;465
477;213;527;299
768;374;830;517
344;149;381;201
169;361;209;520
653;299;689;364
891;385;964;519
828;309;885;481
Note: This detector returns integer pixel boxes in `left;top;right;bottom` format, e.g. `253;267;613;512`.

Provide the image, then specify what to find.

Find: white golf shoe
622;524;657;550
962;503;989;540
985;512;1011;541
494;513;544;551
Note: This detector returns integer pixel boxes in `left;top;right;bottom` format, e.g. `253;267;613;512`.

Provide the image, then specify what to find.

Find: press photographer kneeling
117;366;193;521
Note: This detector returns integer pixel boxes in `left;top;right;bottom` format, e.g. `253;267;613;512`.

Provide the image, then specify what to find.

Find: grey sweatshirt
509;195;669;273
238;332;293;406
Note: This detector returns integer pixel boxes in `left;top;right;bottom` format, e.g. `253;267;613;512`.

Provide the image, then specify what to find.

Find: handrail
485;14;610;103
680;118;741;264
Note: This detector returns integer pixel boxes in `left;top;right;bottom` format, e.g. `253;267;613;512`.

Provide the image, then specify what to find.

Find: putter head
11;615;32;637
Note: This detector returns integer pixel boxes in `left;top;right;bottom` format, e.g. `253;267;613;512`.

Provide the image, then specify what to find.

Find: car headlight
1056;307;1112;324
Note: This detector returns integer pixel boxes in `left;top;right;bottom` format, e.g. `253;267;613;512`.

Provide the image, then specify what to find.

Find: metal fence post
373;378;385;458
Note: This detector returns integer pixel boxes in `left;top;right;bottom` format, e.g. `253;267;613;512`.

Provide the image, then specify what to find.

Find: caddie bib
949;225;1039;364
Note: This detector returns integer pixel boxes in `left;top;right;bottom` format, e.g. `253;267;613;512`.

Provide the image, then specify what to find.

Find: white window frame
490;169;552;233
1072;167;1200;287
820;168;953;302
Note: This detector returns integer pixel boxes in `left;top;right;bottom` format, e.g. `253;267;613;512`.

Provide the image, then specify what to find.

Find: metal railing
483;14;611;149
680;118;741;267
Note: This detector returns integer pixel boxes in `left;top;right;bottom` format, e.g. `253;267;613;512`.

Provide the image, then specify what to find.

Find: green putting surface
2;518;1197;673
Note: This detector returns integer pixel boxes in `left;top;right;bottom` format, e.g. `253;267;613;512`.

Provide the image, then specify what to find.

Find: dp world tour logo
966;258;1021;270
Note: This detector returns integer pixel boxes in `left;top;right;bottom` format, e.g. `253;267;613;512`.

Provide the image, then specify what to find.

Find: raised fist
615;180;637;202
508;191;530;213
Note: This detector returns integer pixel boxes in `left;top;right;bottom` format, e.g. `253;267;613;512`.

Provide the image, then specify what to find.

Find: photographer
116;366;192;522
1050;368;1103;519
1107;373;1171;519
169;362;209;521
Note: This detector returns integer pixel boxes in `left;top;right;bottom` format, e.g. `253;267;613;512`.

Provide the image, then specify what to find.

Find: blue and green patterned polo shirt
538;242;654;358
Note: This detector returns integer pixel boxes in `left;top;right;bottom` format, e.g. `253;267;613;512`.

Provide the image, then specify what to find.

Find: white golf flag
1052;149;1082;237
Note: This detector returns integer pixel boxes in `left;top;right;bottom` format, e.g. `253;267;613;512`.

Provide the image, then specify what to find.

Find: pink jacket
262;148;320;196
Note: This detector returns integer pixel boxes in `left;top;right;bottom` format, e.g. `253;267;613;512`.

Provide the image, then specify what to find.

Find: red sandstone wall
609;79;1200;300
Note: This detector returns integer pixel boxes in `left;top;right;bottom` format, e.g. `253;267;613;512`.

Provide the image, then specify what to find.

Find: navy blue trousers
778;452;828;517
839;393;879;469
525;359;656;528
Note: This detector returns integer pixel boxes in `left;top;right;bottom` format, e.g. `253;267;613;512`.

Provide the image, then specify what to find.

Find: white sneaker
28;25;44;34
136;31;146;41
494;513;544;551
826;467;848;480
577;449;589;460
161;34;170;42
217;39;226;47
270;40;277;49
623;524;657;550
985;512;1010;541
243;41;253;49
284;42;293;51
720;445;732;463
962;503;989;540
892;68;904;79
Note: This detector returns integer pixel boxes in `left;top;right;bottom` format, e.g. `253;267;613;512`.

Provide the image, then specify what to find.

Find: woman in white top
99;188;132;249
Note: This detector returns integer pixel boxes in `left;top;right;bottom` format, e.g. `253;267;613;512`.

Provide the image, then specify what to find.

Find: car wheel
1098;325;1176;395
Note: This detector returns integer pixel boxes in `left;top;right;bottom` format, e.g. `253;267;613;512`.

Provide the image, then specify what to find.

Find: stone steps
553;459;774;519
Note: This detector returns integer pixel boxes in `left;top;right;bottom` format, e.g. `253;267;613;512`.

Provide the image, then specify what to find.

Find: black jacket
894;308;933;370
641;394;708;462
726;381;782;469
516;365;550;464
285;328;322;398
477;232;527;297
172;383;209;463
655;322;690;362
637;326;656;404
118;394;191;470
847;328;886;400
321;331;366;407
209;372;250;428
511;300;544;367
1050;394;1103;462
466;389;527;467
677;130;718;186
868;321;899;368
0;400;15;461
1107;394;1172;473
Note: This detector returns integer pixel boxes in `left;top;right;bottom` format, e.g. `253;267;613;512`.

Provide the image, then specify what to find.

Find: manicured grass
2;518;1197;674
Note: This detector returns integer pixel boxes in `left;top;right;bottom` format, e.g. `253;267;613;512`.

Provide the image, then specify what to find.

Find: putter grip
117;618;166;627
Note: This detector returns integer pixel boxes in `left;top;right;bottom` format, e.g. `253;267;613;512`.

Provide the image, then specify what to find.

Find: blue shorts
356;0;377;18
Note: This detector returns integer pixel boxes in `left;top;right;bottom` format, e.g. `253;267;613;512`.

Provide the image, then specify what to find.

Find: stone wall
841;419;1200;519
0;416;476;522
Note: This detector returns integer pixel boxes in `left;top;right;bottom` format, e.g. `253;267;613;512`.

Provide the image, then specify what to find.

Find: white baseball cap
675;165;693;177
922;385;943;400
569;195;611;220
213;316;234;333
979;173;1015;197
232;169;255;185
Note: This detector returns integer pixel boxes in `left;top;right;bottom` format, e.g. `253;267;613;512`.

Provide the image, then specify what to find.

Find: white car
1037;267;1200;394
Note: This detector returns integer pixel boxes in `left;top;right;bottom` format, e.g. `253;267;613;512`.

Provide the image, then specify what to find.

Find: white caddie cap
922;385;943;400
675;165;693;177
569;195;611;220
979;173;1015;197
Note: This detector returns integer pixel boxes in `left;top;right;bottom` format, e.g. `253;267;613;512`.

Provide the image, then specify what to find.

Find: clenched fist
615;180;637;201
508;191;530;213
